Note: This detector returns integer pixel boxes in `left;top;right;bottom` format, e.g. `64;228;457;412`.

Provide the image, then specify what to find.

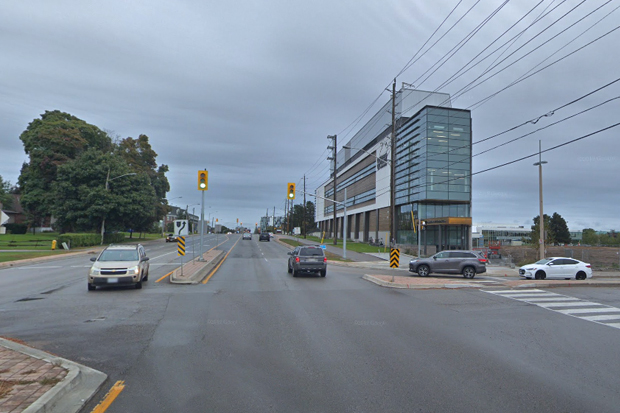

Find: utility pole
534;140;548;260
390;79;397;248
303;174;307;239
273;206;275;232
327;135;337;245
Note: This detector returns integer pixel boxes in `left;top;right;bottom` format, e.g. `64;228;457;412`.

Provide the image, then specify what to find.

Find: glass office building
395;106;472;251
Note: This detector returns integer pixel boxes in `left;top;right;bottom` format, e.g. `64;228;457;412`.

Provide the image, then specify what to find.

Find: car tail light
324;257;327;263
478;258;487;263
586;264;591;268
295;257;300;263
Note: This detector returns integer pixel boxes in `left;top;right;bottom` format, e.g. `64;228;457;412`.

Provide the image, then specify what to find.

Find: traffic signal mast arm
296;189;345;206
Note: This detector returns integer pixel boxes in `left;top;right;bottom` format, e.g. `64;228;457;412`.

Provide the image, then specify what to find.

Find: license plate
107;278;119;283
307;258;317;262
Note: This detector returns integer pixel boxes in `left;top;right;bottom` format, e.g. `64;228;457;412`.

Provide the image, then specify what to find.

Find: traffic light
198;170;208;191
287;182;296;199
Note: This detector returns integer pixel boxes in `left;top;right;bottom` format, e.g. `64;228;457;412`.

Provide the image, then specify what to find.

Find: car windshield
534;259;552;265
99;250;139;261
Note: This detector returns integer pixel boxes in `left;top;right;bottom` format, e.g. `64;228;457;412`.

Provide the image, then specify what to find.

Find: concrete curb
0;338;107;413
362;274;482;290
170;250;226;284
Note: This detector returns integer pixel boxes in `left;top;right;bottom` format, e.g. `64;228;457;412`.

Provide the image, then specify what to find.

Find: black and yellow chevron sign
390;248;400;268
177;236;186;256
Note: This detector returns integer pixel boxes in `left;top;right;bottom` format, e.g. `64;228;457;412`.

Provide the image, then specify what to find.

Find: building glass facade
395;106;472;250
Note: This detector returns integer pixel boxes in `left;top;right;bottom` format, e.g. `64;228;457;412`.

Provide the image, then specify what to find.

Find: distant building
315;87;472;254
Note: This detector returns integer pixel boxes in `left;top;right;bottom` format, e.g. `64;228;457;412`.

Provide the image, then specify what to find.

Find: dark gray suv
287;246;327;277
409;250;487;279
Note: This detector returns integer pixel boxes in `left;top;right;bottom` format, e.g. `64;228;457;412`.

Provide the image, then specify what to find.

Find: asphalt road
2;235;620;412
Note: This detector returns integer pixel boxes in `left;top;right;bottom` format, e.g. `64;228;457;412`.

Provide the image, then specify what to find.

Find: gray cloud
1;0;619;229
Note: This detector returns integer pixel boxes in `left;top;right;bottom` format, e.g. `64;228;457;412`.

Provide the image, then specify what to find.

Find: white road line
537;301;604;308
521;297;583;302
557;308;620;314
579;315;620;322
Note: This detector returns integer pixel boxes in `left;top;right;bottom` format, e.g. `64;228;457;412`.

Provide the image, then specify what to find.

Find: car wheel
320;269;326;277
292;267;298;277
287;263;292;274
417;265;430;277
462;266;476;279
88;283;96;291
135;279;143;289
535;271;546;280
144;269;149;281
576;272;587;280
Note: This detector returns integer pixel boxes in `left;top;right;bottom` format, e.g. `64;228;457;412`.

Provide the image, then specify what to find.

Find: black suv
287;246;327;277
409;250;486;279
259;232;270;242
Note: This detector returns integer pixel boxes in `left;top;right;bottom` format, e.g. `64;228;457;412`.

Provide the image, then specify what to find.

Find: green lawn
0;232;163;263
288;235;392;254
278;238;353;262
0;250;74;263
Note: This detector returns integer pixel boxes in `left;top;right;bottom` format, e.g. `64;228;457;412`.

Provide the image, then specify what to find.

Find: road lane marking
485;289;620;330
91;380;125;413
156;237;232;283
202;236;241;284
156;271;174;283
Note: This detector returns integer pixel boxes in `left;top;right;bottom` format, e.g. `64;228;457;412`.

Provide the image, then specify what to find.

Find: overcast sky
1;0;619;231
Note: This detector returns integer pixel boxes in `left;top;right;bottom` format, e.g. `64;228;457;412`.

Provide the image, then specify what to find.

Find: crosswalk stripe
537;301;603;308
557;308;620;314
579;315;620;322
521;297;581;302
484;289;620;331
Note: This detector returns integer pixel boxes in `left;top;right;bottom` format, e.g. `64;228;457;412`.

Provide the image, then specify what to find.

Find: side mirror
433;256;437;260
143;257;150;262
90;257;96;262
287;252;292;255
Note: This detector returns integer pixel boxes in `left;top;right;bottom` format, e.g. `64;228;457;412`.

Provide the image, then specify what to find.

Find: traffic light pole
200;186;205;261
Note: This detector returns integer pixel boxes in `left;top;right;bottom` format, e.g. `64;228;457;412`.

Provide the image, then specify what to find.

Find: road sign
390;248;400;268
177;236;186;256
174;220;189;236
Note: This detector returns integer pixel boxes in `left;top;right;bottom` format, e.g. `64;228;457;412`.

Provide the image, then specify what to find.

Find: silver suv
88;244;150;290
409;250;487;279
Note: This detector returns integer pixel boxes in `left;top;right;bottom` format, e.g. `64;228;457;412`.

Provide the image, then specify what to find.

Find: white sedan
519;257;592;280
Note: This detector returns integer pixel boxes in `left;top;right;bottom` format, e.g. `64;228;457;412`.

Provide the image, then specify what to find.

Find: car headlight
128;266;140;275
89;267;100;276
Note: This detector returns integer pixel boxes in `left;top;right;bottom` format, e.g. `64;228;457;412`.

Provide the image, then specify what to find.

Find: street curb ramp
0;337;107;413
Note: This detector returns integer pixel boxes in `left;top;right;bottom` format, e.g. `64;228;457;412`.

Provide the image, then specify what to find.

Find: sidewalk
0;337;106;413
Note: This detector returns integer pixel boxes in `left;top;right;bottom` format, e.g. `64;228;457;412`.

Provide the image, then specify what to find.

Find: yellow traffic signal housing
198;170;208;190
287;182;296;199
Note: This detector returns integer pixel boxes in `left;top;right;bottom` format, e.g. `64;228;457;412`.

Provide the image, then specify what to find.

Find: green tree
18;110;113;229
549;212;571;245
582;228;599;245
116;135;170;229
530;214;552;246
0;176;14;209
52;149;157;235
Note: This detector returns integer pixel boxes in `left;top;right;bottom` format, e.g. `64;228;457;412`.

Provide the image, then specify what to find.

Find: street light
533;140;548;260
101;171;136;245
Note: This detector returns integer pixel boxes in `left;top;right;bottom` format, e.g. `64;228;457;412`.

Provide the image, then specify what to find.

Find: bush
56;233;124;247
3;223;28;234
